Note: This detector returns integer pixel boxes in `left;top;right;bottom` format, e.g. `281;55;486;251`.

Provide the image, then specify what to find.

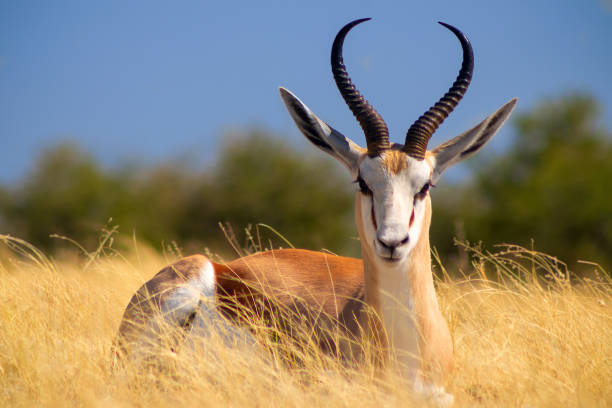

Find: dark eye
356;176;372;195
415;182;431;200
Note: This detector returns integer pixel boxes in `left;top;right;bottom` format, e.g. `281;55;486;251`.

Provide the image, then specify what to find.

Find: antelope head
281;18;516;266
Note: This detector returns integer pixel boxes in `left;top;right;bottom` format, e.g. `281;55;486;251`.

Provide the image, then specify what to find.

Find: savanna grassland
0;235;610;407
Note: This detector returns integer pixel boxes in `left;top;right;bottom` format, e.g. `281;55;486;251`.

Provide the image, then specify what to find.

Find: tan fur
381;149;408;175
355;192;453;382
355;193;379;310
406;197;454;382
215;249;364;320
424;151;435;176
354;194;391;364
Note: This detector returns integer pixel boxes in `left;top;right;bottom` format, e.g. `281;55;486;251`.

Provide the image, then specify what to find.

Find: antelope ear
430;98;517;183
280;87;364;175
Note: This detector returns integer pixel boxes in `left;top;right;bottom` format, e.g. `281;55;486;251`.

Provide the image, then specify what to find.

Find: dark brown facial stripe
370;200;377;230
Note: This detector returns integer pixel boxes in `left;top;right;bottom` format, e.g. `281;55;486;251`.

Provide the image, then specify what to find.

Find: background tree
432;93;612;272
176;131;356;256
0;132;356;257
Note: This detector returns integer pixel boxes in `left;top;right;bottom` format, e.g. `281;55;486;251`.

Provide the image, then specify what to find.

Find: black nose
376;234;409;250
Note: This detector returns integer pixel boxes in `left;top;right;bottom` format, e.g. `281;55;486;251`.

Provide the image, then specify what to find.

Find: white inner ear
313;116;363;176
279;87;364;176
431;98;517;183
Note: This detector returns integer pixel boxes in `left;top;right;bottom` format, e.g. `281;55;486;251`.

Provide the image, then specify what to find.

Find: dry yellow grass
0;235;610;407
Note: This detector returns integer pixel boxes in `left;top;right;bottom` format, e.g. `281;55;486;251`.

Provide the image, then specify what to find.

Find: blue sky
1;1;610;184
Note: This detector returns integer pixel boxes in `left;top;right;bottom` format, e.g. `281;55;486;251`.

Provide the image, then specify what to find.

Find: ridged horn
403;22;474;160
331;18;390;157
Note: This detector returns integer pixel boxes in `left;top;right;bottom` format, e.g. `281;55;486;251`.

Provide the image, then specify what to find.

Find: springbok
115;18;516;404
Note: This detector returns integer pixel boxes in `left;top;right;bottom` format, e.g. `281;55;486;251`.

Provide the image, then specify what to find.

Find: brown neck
355;195;453;384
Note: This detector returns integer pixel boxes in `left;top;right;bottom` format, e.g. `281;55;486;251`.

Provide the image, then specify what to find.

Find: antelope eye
415;182;431;200
356;176;372;195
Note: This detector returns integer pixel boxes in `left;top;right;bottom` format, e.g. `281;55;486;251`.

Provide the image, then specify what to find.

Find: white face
356;150;433;264
279;87;516;264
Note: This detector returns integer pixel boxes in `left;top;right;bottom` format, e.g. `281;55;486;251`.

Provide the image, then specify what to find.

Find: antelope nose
376;234;409;250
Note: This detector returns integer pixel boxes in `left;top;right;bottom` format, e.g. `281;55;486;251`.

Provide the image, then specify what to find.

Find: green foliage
432;93;612;271
4;144;121;251
176;132;356;254
0;132;356;256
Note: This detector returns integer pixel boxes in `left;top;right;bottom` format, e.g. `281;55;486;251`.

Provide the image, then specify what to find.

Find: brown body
115;250;366;361
116;201;453;383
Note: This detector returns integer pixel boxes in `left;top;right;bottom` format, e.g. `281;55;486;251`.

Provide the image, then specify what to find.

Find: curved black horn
332;18;390;156
403;22;474;160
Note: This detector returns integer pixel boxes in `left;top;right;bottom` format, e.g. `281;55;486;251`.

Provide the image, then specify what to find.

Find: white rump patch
161;260;255;350
161;260;216;319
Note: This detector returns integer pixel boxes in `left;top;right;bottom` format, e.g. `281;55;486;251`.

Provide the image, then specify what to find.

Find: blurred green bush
0;130;356;257
432;93;611;273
